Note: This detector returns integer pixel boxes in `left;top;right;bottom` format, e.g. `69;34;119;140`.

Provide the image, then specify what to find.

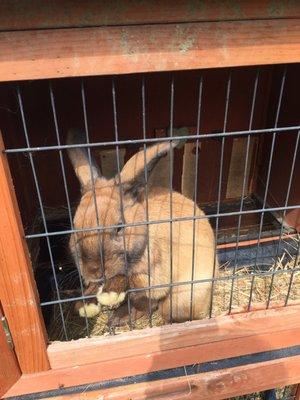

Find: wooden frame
1;0;299;31
1;3;300;398
0;134;50;374
48;304;300;370
0;19;300;82
3;304;300;397
295;384;300;400
40;356;300;400
0;304;20;398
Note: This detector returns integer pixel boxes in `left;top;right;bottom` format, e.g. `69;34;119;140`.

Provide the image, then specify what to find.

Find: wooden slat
7;305;299;395
48;304;300;370
0;305;21;398
294;384;300;400
0;0;299;31
6;355;300;399
5;305;299;396
0;133;50;373
1;19;300;82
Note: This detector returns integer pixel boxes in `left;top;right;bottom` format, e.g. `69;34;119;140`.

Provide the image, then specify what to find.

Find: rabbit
68;128;218;326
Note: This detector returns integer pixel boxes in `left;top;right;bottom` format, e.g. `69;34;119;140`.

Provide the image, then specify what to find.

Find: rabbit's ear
67;129;101;189
119;140;181;195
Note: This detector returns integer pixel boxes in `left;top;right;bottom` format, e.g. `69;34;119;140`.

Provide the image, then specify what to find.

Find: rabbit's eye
116;226;123;234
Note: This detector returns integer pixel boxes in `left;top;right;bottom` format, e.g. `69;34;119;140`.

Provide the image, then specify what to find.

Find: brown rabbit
68;129;217;326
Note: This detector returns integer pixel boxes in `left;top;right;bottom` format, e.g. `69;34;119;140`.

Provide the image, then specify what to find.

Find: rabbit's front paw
97;289;126;308
78;303;101;318
96;275;127;308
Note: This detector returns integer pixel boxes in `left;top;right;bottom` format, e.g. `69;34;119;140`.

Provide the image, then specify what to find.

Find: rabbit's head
67;129;181;286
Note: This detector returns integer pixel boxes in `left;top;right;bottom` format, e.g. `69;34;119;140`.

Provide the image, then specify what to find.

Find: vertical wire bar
189;76;203;321
248;67;287;311
141;77;153;327
228;69;259;314
266;129;300;308
169;76;174;323
49;82;90;336
248;137;276;309
81;80;108;336
209;72;232;318
285;237;300;306
112;79;132;329
81;80;104;277
17;86;68;340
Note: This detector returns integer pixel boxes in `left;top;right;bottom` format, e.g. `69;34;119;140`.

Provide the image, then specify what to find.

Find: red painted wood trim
5;355;300;399
48;304;300;370
4;306;299;396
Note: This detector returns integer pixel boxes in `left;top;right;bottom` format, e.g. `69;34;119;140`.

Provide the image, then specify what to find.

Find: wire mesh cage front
0;64;299;341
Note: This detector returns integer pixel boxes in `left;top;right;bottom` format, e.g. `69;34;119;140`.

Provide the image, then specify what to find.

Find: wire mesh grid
2;65;300;341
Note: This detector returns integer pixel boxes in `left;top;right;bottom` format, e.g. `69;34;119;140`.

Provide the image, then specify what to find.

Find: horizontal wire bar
3;125;300;154
26;203;300;239
40;265;300;307
41;294;96;307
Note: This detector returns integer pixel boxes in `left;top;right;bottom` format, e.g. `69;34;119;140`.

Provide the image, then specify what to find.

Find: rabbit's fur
68;129;217;326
